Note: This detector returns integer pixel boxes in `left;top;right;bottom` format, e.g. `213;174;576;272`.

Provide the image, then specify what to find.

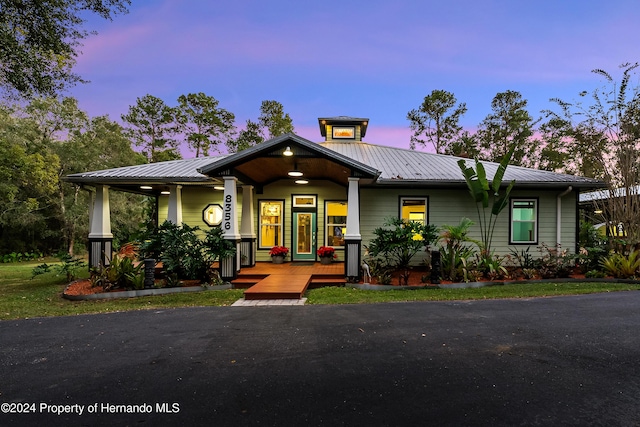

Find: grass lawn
1;262;640;320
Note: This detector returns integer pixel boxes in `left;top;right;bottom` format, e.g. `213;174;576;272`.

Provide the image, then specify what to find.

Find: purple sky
70;0;640;156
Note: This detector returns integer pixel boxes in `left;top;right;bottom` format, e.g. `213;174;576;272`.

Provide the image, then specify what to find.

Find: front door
292;211;316;261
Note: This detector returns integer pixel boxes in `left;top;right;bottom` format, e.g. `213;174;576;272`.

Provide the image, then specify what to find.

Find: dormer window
318;116;368;142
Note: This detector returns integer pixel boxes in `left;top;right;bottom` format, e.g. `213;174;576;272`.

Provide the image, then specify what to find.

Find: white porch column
240;185;256;267
89;185;113;239
167;185;183;225
345;177;362;280
221;177;240;280
88;185;113;268
345;177;361;239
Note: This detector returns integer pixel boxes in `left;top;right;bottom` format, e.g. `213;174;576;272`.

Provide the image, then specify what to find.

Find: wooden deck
234;262;345;300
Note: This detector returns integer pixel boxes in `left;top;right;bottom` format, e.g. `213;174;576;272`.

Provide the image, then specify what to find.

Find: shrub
600;250;640;279
367;217;438;286
91;254;143;291
536;243;575;279
137;221;236;283
32;253;86;282
438;218;478;281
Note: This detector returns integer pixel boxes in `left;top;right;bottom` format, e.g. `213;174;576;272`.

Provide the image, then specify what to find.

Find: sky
69;0;640;156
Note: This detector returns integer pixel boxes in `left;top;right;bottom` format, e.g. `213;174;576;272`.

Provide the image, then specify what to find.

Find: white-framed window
325;201;347;247
510;199;538;244
400;197;428;240
259;200;284;248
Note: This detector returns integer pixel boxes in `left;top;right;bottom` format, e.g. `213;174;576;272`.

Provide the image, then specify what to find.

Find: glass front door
292;212;316;261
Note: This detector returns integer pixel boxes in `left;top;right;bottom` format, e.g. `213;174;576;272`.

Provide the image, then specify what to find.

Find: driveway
1;292;639;426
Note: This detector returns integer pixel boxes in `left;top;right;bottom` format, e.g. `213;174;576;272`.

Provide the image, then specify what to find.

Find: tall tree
0;0;130;98
477;90;536;166
122;94;180;163
258;100;294;138
444;131;480;159
407;89;467;153
0;105;59;253
227;119;263;153
175;92;236;157
547;63;640;248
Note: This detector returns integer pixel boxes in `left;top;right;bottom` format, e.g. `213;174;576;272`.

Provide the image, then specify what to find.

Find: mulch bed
64;279;202;296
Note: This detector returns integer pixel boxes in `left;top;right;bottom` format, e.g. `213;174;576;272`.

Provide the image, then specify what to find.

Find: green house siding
255;180;347;262
158;187;242;238
359;188;577;262
158;184;578;264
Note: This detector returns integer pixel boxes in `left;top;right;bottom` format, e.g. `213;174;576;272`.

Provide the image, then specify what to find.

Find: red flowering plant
269;246;289;257
317;246;337;258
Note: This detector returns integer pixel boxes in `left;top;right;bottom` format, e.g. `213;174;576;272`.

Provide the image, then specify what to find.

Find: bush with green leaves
367;217;438;286
600;250;640;279
536;243;575;279
577;221;608;273
438;218;478;281
32;253;86;282
90;254;144;291
1;251;43;263
137;221;236;283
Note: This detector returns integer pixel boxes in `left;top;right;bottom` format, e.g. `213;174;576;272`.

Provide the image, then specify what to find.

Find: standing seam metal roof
65;138;604;189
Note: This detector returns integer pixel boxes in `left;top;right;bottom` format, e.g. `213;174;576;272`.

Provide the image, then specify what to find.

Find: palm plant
457;147;515;261
439;218;478;281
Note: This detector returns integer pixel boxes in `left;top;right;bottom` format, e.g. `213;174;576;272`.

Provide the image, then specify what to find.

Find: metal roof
64;136;605;191
321;142;605;189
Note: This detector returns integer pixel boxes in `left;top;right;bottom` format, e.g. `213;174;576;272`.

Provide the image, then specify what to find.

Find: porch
232;261;346;300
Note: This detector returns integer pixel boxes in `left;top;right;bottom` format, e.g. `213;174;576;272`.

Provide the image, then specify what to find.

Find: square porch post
221;177;240;280
344;177;362;281
240;185;256;267
87;185;113;269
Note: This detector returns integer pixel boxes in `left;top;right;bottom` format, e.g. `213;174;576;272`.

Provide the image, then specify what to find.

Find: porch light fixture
140;185;153;190
161;191;171;195
214;186;225;190
295;179;308;185
283;146;293;156
594;209;603;214
288;163;303;177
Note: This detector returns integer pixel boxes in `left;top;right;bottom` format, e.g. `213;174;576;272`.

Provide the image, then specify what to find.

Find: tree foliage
476;90;536;166
121;94;180;163
0;0;130;98
258;100;294;139
176;92;236;157
226;100;294;152
407;89;467;153
545;62;640;249
227;119;263;153
0;97;146;256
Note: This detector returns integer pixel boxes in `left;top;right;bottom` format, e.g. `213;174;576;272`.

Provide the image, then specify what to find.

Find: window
259;201;284;248
400;197;428;240
326;201;347;247
511;199;537;243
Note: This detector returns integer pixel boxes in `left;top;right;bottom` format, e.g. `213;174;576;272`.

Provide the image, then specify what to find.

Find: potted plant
317;246;336;264
269;246;289;264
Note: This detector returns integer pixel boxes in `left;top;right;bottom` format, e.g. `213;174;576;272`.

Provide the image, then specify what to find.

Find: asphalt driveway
1;292;640;426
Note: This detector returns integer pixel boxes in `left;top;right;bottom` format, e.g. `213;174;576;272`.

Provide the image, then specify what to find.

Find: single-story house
65;116;605;281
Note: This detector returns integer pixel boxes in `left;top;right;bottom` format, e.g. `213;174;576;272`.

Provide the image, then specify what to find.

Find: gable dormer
318;116;369;142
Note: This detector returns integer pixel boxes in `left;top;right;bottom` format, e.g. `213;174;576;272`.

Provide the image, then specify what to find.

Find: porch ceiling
198;134;380;187
234;156;356;186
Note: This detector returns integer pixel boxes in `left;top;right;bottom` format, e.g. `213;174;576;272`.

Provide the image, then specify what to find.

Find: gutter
557;186;573;247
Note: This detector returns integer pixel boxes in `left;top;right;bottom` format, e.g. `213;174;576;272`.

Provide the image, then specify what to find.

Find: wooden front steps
231;262;347;300
243;274;311;300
